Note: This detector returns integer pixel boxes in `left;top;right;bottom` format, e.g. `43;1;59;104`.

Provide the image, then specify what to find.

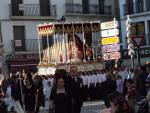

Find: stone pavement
39;101;104;113
81;101;104;113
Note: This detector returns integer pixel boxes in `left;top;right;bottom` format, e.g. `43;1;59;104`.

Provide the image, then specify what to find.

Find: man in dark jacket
101;73;117;108
69;66;83;113
136;65;149;100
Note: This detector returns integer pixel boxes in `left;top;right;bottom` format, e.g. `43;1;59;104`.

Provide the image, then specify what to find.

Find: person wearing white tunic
42;76;48;89
87;72;92;88
93;73;98;87
119;69;128;82
102;73;107;82
97;73;103;84
48;76;54;87
4;85;15;112
43;80;52;111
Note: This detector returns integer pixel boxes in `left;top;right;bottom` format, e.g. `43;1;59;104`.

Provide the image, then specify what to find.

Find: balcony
65;3;112;15
123;2;150;15
9;4;57;20
12;39;43;53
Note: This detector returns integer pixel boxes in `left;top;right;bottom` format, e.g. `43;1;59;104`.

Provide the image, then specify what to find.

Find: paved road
39;101;104;113
81;101;104;113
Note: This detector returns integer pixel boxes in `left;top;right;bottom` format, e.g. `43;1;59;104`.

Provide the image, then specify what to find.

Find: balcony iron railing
12;39;43;52
65;3;112;15
10;4;57;17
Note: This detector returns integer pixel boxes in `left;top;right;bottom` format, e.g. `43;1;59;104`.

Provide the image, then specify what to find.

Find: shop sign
121;47;150;59
15;54;39;60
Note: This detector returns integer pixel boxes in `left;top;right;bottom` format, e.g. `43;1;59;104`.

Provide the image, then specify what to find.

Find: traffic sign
102;36;119;45
131;35;144;48
102;44;120;53
101;29;119;37
103;52;121;61
101;21;119;30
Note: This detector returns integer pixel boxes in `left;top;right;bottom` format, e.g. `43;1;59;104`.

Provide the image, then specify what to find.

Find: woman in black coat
50;78;71;113
24;74;37;113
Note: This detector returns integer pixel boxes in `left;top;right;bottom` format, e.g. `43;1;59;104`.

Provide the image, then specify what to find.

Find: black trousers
82;85;87;101
89;84;95;100
95;83;100;99
72;102;82;113
103;95;110;108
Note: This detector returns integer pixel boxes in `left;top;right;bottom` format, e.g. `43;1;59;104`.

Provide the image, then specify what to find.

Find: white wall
0;0;11;20
1;21;13;53
1;20;50;53
51;0;65;19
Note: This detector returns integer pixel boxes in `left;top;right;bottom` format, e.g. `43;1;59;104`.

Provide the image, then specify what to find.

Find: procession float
37;21;105;75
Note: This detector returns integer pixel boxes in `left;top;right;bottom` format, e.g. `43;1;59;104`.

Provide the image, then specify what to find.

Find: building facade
119;0;150;66
0;0;117;74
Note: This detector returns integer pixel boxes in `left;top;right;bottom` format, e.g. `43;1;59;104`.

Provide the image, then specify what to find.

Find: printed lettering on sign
101;21;118;30
102;36;119;45
103;52;121;60
101;29;119;37
102;44;120;53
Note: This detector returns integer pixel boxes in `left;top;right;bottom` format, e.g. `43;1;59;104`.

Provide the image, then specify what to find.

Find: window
11;0;23;16
39;0;50;16
125;0;134;15
146;0;150;11
98;0;105;14
130;22;146;46
13;26;25;51
82;0;89;14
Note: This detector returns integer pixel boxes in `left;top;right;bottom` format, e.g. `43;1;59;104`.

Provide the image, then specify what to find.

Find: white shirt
90;75;95;84
101;74;107;82
97;74;102;84
127;72;134;80
85;75;89;86
81;75;88;86
119;71;128;81
93;74;98;87
43;84;52;99
80;75;85;85
42;79;48;88
87;75;92;88
48;78;54;86
6;86;12;99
